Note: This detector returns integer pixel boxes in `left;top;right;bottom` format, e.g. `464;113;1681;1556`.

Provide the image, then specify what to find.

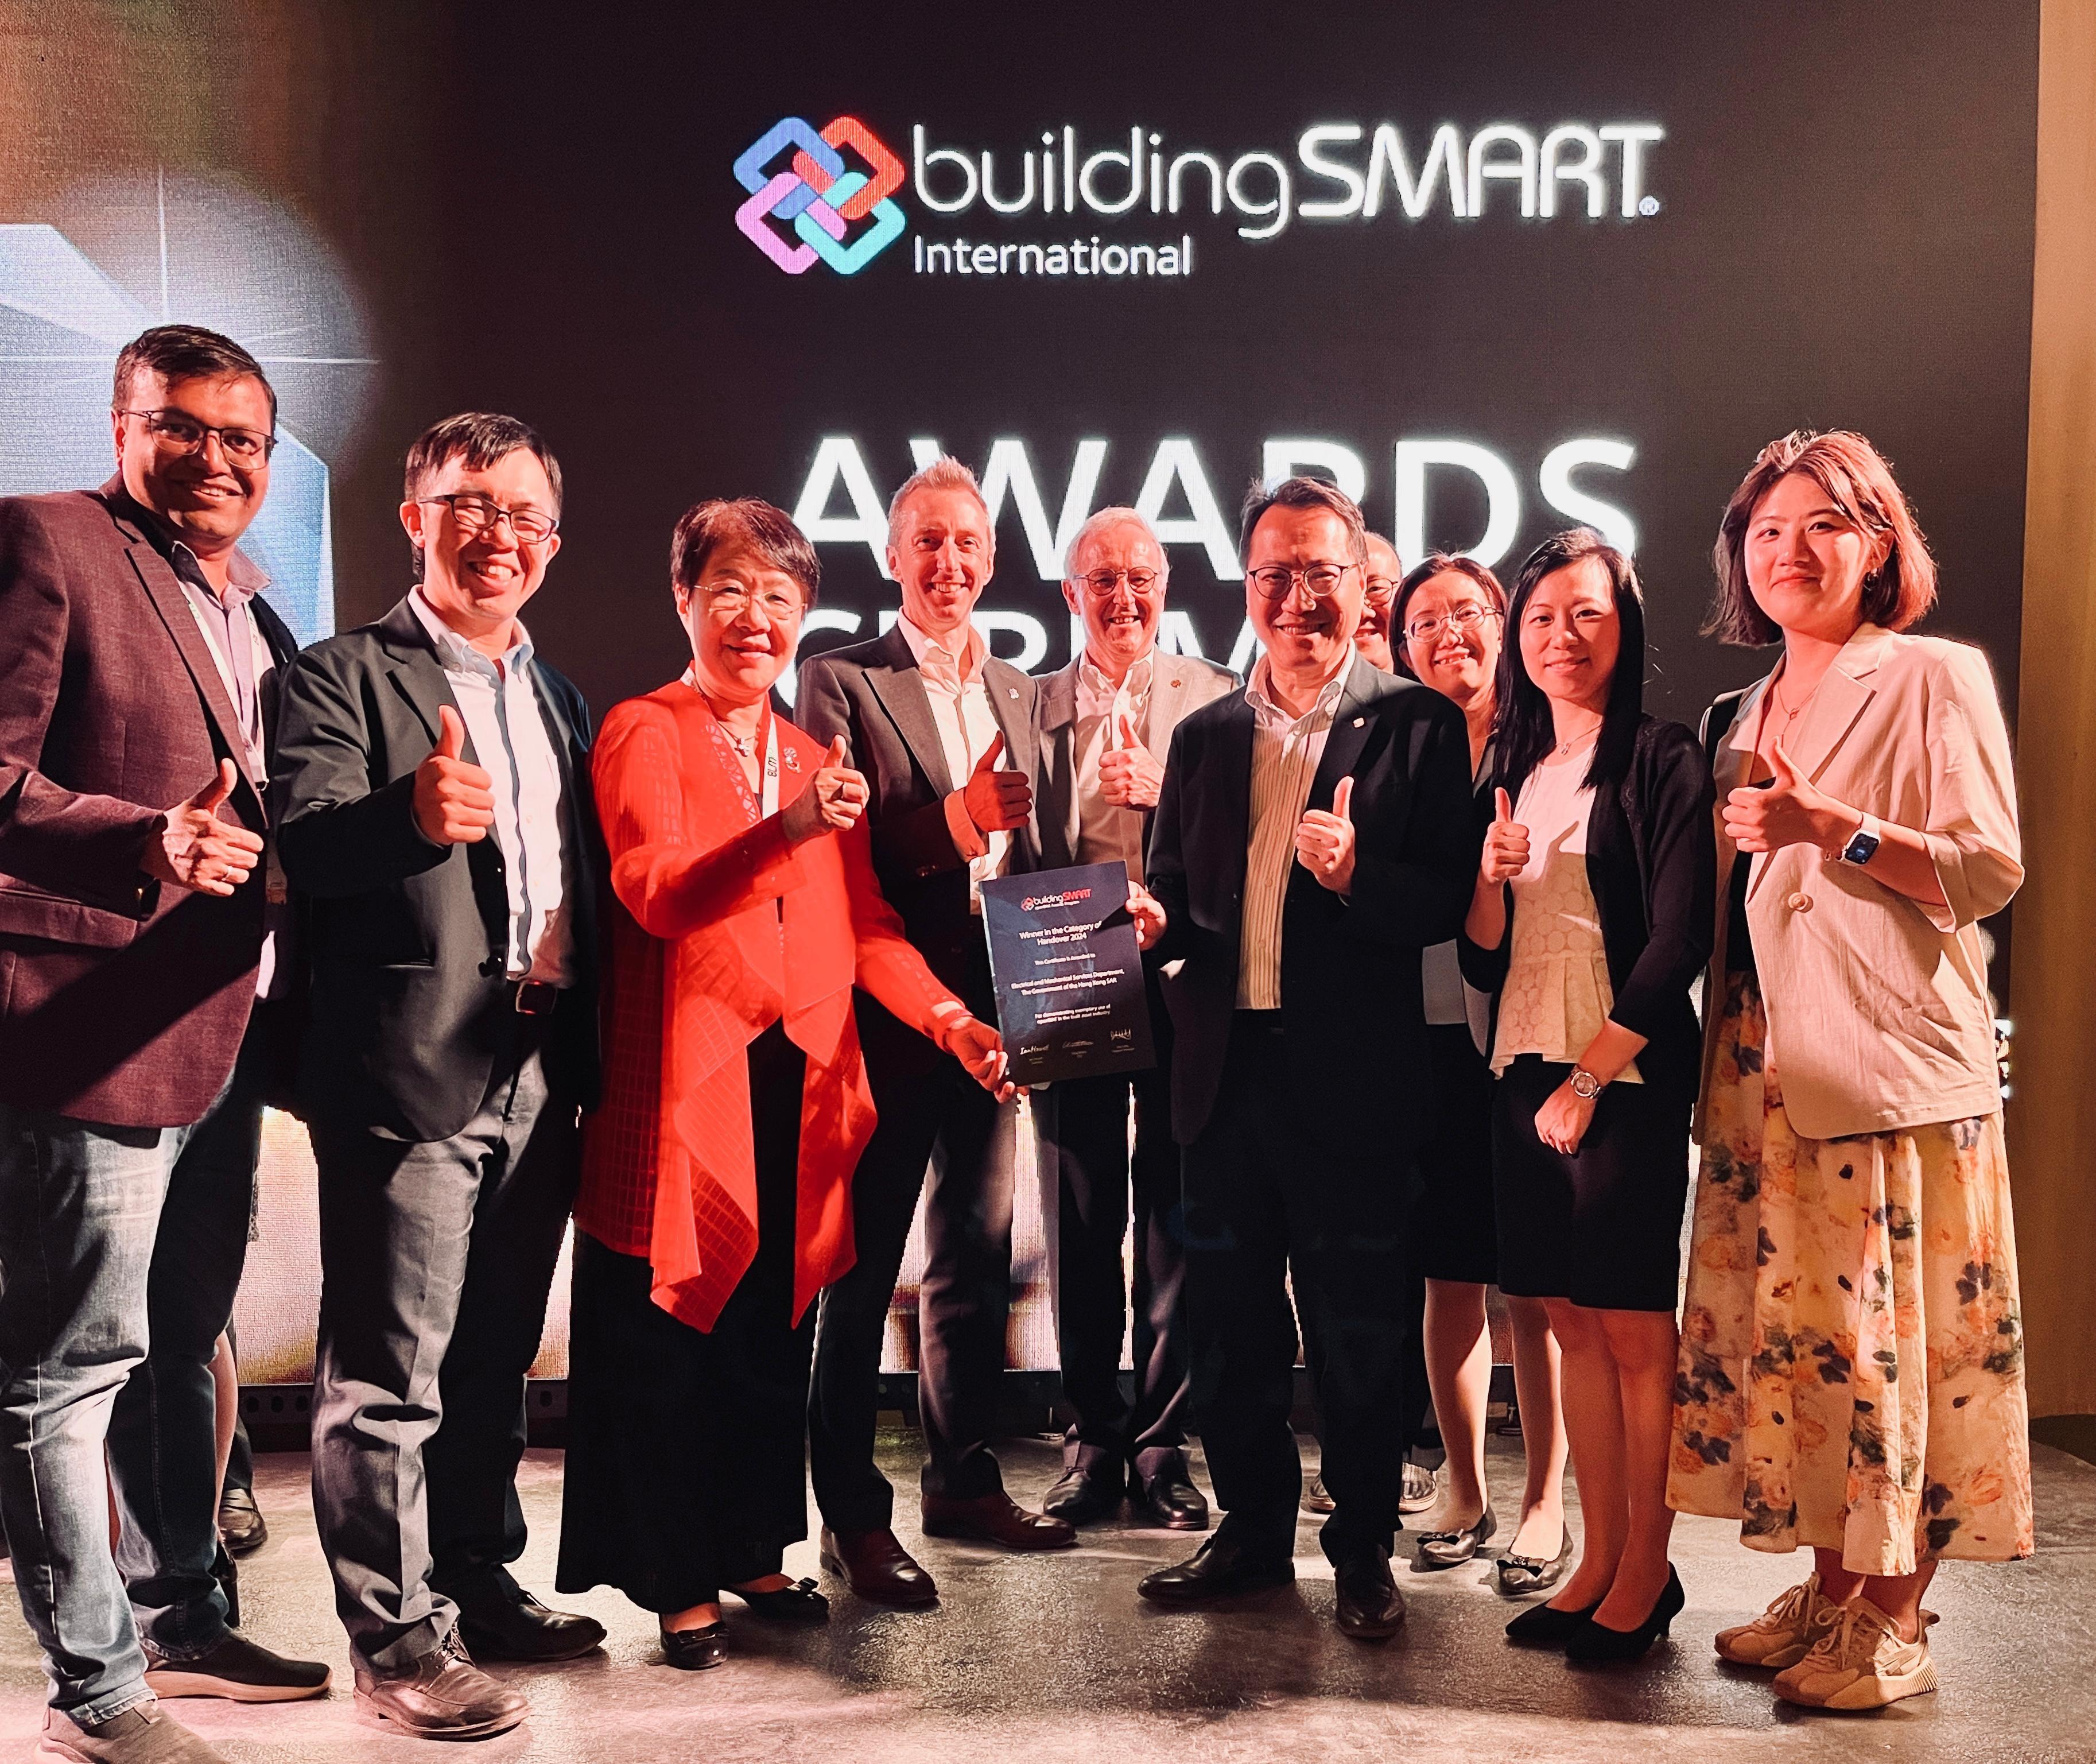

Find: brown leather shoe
354;1632;529;1740
921;1491;1077;1552
819;1526;940;1607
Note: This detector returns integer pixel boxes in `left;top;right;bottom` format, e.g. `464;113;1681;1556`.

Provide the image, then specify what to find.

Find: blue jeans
0;1103;200;1721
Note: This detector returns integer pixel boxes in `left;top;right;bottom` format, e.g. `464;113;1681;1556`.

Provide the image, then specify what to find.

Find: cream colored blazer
1703;623;2021;1141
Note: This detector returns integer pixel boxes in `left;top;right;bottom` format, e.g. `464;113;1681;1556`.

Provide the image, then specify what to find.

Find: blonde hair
887;455;991;549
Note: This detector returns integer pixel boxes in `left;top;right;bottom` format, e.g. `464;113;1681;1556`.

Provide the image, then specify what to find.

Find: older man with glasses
1136;478;1480;1639
273;413;605;1741
1028;509;1236;1532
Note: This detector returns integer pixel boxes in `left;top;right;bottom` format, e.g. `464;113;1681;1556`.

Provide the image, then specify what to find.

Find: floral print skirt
1669;970;2032;1575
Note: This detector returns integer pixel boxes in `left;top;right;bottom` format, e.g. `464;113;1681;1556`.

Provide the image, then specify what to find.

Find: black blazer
796;623;1040;1069
270;596;603;1142
1461;715;1717;1096
1144;652;1481;1157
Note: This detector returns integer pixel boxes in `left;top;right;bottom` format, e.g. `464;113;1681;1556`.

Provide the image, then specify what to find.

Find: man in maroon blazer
0;325;327;1764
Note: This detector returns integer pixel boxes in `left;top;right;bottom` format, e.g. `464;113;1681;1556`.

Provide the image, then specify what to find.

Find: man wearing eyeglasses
1136;478;1480;1639
1028;508;1234;1533
271;414;604;1741
0;324;338;1763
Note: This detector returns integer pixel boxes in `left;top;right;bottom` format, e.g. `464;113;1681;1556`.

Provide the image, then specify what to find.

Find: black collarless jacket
1143;653;1481;1156
270;596;604;1142
1461;715;1717;1097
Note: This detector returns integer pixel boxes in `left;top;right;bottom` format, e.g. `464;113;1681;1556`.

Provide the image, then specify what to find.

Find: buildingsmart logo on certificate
980;861;1156;1085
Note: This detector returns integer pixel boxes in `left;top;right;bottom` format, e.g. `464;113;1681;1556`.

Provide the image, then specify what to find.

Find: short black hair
402;413;564;580
671;498;820;606
1238;474;1369;566
113;325;275;427
1389;552;1507;682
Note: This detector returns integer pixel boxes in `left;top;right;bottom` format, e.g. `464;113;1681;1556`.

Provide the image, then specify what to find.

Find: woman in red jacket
555;499;1011;1670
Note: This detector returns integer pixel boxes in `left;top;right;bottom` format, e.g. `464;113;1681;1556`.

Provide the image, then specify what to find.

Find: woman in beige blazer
1670;430;2031;1714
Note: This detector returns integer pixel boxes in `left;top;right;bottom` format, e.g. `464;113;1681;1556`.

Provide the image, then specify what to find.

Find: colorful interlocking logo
733;116;906;276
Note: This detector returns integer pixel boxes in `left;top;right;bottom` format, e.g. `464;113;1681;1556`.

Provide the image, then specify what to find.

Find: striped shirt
1236;654;1347;1009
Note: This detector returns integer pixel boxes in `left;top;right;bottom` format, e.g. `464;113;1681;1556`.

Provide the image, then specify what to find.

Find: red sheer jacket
576;682;961;1332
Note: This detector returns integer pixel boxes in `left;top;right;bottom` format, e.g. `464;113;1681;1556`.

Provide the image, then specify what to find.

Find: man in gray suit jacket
797;456;1066;1608
1030;509;1236;1533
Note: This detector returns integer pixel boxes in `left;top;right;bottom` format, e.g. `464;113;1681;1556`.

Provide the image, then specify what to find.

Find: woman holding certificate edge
1459;528;1715;1664
556;498;1018;1670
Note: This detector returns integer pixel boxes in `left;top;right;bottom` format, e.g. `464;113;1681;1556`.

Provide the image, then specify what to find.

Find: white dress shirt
1237;653;1346;1010
410;590;574;985
1071;648;1154;885
896;613;1011;908
172;541;289;998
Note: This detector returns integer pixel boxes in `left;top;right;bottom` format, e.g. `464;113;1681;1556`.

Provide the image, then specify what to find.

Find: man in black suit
796;455;1070;1608
273;414;602;1741
1136;478;1480;1639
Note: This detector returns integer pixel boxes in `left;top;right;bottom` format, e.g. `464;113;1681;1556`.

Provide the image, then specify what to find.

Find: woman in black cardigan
1460;528;1715;1664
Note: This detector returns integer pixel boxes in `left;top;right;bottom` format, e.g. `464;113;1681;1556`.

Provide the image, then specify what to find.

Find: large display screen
1;2;2039;1379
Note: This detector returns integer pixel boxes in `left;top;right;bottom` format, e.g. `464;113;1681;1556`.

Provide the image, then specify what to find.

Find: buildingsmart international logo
736;114;1664;280
733;116;907;275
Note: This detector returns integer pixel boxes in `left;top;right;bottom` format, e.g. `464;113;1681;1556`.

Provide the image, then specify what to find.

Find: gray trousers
309;1029;579;1671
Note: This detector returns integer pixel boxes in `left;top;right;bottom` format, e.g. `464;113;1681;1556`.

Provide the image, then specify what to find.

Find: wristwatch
1836;813;1882;867
1570;1068;1604;1100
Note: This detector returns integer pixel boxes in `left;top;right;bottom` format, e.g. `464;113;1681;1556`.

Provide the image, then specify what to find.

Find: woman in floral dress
1670;429;2031;1712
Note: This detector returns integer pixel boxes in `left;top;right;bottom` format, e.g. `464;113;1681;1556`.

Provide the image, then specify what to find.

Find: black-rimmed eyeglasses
1247;561;1356;601
420;493;560;546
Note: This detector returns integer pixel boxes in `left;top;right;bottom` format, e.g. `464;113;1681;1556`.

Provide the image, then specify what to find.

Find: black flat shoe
1413;1506;1497;1571
728;1577;829;1625
660;1622;727;1670
1496;1523;1574;1598
1505;1597;1601;1646
1564;1567;1686;1665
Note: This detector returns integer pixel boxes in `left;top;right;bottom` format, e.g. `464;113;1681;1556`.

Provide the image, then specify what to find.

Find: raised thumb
436;704;466;762
1495;786;1514;824
189;757;237;812
971;734;1006;776
1771;741;1799;787
1332;775;1355;823
825;734;849;769
1119;713;1140;751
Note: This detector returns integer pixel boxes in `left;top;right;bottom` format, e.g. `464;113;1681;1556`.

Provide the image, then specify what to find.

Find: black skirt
1491;1054;1690;1313
1413;1023;1498;1285
556;1021;812;1612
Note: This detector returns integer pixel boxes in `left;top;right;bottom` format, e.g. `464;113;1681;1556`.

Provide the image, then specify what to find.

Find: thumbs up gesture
1480;786;1531;885
1294;773;1358;895
1723;741;1835;854
143;758;266;896
783;734;872;844
960;733;1033;833
413;704;496;846
1097;712;1165;809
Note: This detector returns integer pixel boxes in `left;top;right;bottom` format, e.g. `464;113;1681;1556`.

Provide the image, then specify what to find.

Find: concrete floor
3;1433;2091;1764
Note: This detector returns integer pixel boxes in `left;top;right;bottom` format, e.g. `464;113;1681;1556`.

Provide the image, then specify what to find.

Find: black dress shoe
1129;1462;1209;1532
1043;1467;1124;1526
1565;1567;1685;1665
659;1622;727;1670
1413;1506;1497;1571
218;1486;267;1558
1496;1523;1575;1598
727;1577;829;1624
1138;1534;1294;1606
456;1589;607;1662
1505;1596;1601;1646
1332;1549;1406;1640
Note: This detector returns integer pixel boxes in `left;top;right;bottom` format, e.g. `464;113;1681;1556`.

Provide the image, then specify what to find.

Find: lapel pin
1007;687;1019;699
783;750;802;771
1353;716;1365;728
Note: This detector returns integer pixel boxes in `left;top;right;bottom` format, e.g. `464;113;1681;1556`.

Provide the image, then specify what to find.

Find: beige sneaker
1773;1598;1939;1711
1714;1572;1839;1669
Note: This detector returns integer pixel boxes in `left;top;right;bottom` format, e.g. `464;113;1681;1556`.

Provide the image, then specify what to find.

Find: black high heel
1413;1506;1497;1570
1564;1566;1686;1665
1505;1597;1601;1646
1496;1523;1574;1598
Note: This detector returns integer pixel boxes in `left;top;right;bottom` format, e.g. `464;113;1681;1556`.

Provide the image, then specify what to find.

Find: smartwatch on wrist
1570;1068;1604;1100
1837;812;1882;868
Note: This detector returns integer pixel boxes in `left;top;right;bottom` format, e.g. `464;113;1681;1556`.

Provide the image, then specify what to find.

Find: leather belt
510;979;561;1017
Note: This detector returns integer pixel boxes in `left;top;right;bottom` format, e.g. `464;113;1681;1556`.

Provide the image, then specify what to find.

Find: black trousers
809;980;1017;1529
558;1023;812;1612
1031;989;1189;1478
309;1015;579;1669
1182;1013;1415;1566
